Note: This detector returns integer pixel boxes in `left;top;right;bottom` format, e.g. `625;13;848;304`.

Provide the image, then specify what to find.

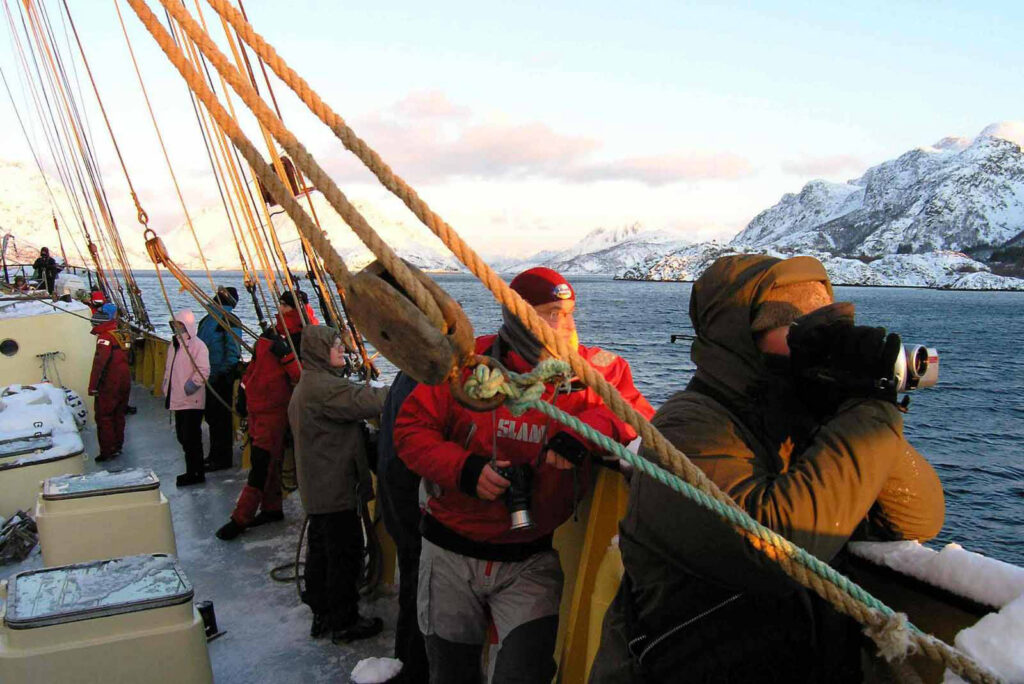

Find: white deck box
0;554;212;683
36;468;177;566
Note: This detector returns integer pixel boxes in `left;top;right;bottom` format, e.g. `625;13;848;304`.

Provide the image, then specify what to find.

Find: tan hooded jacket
591;255;945;682
288;326;388;515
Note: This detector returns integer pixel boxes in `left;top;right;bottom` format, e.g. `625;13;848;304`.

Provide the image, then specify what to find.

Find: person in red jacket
216;290;315;540
394;267;655;684
88;303;131;462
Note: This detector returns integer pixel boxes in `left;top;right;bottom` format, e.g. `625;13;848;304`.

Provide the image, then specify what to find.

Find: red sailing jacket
395;335;655;547
88;320;131;396
240;310;305;415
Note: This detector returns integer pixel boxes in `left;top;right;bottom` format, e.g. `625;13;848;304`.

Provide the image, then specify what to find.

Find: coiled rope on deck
126;3;999;681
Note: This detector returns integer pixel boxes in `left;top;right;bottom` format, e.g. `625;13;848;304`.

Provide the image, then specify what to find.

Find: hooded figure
88;303;131;462
197;287;243;471
591;255;945;683
288;325;389;642
162;309;210;486
216;299;305;539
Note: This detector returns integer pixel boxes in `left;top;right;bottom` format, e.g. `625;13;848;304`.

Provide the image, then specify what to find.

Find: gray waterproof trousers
417;539;563;683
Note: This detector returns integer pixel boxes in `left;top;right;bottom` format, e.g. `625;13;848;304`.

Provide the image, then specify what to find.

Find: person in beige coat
288;325;389;643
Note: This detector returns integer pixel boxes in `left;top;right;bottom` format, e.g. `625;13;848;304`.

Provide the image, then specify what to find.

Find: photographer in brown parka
591;254;945;683
288;325;389;643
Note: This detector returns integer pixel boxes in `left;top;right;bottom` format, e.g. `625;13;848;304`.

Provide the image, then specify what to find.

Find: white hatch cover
4;554;193;629
43;468;160;500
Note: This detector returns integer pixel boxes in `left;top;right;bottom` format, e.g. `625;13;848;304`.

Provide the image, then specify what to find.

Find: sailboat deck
2;384;398;683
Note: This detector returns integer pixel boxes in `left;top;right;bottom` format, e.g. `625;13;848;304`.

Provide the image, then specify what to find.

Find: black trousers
380;458;429;683
424;616;558;684
174;409;205;476
204;373;234;466
304;510;364;627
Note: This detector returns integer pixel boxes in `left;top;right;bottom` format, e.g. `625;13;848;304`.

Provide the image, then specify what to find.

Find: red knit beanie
509;267;575;306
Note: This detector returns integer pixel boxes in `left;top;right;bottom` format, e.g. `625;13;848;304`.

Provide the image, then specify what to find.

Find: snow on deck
0;297;89;321
1;387;398;683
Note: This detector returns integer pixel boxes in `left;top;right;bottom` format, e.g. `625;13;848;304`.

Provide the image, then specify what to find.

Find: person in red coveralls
216;289;317;540
88;303;131;463
395;267;655;684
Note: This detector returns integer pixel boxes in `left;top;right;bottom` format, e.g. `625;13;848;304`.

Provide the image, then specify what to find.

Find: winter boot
203;457;232;473
251;510;284;527
332;616;384;644
215;519;244;541
95;451;120;463
176;472;205;487
310;613;330;639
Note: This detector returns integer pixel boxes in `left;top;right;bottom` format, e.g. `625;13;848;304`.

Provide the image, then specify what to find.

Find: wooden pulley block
143;229;170;266
345;260;474;385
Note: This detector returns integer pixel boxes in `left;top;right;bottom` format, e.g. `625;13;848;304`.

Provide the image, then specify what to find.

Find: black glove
788;302;902;407
269;335;292;359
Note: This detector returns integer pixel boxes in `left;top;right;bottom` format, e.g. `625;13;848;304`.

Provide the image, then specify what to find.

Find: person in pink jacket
163;309;211;487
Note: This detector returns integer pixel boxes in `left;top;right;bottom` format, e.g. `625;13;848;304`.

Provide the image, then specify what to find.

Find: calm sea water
133;272;1024;565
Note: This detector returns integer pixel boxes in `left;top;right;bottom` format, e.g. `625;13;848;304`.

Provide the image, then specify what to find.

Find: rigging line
6;0;107;289
27;0;145;323
15;0;121;298
187;0;306;328
209;4;341;330
0;61;83;264
108;0;215;290
5;0;86;231
166;8;282;306
161;0;445;330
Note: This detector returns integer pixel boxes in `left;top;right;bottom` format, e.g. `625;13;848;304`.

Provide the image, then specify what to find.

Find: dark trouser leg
204;374;234;465
491;616;558;684
324;509;364;627
112;382;129;453
175;409;205;476
396;538;428;683
231;445;269;526
260;447;283;513
424;636;483;684
303;514;329;615
95;395;117;458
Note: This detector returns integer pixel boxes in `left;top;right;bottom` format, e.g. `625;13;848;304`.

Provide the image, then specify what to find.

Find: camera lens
911;345;929;378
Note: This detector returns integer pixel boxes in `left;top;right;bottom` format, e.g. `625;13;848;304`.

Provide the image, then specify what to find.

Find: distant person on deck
88;303;131;463
32;246;62;295
289;325;389;643
216;290;316;540
591;255;946;684
12;275;29;292
395;267;655;684
196;286;243;472
163;308;211;487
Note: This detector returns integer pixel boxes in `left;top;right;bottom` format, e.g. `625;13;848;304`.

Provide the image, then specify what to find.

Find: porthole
1;339;18;357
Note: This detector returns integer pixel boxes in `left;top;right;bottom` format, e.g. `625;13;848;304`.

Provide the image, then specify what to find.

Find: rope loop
130;191;149;226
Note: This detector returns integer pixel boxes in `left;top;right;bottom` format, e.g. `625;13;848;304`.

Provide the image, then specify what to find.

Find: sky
1;0;1022;258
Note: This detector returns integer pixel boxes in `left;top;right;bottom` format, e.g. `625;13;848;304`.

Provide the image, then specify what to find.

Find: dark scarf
498;307;545;367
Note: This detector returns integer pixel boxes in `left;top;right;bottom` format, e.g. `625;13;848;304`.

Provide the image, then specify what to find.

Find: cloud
781;154;864;177
325;91;750;186
568;153;752;185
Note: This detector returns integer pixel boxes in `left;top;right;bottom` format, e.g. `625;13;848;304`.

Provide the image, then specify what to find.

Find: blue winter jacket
196;306;242;378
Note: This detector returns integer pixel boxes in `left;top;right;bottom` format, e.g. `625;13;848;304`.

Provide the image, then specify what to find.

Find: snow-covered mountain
502;223;690;274
618;244;1024;291
734;121;1024;255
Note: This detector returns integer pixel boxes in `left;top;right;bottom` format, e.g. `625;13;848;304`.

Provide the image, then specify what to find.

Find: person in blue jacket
197;286;243;471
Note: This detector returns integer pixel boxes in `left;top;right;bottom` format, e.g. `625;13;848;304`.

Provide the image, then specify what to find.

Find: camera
891;343;939;393
493;463;534;531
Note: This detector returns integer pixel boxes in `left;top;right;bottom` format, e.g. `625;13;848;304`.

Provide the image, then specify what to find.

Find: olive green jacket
288;326;388;515
591;255;944;683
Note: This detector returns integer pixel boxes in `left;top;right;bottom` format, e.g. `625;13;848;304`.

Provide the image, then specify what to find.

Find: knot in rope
462;358;572;416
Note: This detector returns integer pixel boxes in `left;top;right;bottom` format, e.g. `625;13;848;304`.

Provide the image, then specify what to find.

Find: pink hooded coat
162;309;210;411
